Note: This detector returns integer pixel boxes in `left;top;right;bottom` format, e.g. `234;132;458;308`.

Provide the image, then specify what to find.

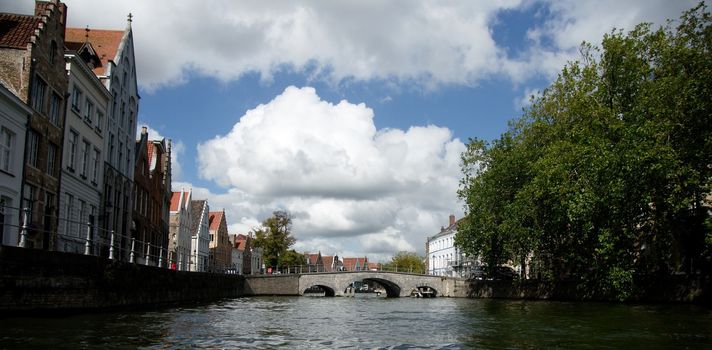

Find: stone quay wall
0;245;244;314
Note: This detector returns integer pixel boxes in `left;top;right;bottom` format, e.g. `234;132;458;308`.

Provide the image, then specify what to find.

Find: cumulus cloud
6;0;694;90
195;86;464;258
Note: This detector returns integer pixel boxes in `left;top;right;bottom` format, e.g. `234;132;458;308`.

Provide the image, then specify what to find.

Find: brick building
0;1;68;250
208;210;231;272
132;127;171;266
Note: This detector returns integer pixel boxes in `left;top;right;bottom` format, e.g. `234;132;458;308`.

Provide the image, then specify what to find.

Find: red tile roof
322;256;334;272
342;257;368;271
305;253;320;265
367;262;380;271
65;27;123;76
208;211;224;231
0;13;41;49
169;192;182;212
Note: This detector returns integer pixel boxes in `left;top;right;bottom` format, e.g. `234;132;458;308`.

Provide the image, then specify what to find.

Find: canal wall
467;277;710;303
243;274;300;296
0;245;244;314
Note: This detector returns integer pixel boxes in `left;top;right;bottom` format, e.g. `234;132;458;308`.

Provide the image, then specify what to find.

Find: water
0;297;710;349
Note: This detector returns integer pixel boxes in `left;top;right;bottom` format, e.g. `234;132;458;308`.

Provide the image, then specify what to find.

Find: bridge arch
303;284;336;297
361;278;401;298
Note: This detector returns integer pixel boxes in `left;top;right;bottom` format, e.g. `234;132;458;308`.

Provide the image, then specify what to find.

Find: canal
0;297;710;349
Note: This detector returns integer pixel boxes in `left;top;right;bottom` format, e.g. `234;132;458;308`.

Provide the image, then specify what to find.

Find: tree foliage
252;211;297;269
457;3;711;300
383;251;426;274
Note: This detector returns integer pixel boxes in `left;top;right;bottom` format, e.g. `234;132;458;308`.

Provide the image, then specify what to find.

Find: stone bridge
244;271;469;297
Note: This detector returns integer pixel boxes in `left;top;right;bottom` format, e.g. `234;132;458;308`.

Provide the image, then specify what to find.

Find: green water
0;297;709;349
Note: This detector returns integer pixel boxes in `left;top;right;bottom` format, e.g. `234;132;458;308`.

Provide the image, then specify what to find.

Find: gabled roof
322;256;335;272
208;211;224;231
342;257;368;271
0;13;41;49
169;192;182;212
305;253;322;265
65;27;123;76
189;200;206;234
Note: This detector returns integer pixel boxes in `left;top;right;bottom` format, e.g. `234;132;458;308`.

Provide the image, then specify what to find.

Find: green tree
280;249;306;269
383;251;426;274
457;3;711;300
252;211;297;269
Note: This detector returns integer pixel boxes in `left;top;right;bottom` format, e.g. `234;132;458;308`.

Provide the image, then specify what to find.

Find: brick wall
0;245;244;313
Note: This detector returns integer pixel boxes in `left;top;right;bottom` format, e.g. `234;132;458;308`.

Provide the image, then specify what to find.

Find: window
92;148;100;183
96;111;104;133
0;127;14;173
64;193;74;236
71;86;83;112
68;130;78;170
118;141;123;171
120;102;125;125
111;90;118;120
84;99;94;123
49;93;61;126
47;143;56;177
80;140;90;177
78;199;86;228
125;145;130;173
27;130;39;168
49;40;57;64
30;76;47;113
22;184;36;222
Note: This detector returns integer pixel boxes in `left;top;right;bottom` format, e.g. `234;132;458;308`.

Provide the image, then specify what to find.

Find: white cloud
514;87;541;111
6;0;694;90
194;86;464;257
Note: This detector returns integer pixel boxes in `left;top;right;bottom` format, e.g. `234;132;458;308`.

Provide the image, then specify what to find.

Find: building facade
426;214;479;277
0;1;69;250
131;128;171;266
169;189;192;270
208;210;231;272
0;83;31;246
230;235;245;275
65;16;139;261
189;199;210;272
56;49;110;254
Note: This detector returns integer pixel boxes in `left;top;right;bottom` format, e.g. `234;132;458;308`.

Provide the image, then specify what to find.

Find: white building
169;189;192;271
65;16;140;260
229;234;244;274
190;199;210;272
0;83;31;246
56;51;110;254
251;245;263;275
426;214;479;277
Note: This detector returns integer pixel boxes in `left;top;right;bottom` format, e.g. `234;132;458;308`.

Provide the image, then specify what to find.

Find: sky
4;0;697;262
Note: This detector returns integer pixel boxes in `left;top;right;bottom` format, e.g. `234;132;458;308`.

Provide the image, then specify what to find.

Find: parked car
491;266;517;280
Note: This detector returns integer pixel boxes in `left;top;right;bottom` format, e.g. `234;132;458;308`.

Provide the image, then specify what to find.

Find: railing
260;264;428;275
0;205;198;272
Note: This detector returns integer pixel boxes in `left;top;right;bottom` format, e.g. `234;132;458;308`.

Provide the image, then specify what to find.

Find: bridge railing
260;264;428;275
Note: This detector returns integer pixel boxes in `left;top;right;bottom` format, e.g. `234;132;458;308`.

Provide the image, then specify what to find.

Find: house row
0;0;247;274
304;252;374;272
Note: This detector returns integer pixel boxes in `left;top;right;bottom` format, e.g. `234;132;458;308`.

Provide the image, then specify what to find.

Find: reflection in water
0;297;710;349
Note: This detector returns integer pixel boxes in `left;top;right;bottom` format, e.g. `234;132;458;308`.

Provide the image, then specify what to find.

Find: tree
252;211;297;269
383;251;426;274
457;3;711;300
280;249;306;270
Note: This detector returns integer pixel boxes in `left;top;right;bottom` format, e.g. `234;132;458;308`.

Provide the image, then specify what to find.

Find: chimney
449;214;455;227
141;126;148;135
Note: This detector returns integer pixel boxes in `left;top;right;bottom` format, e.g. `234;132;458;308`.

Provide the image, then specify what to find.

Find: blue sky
6;0;697;260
